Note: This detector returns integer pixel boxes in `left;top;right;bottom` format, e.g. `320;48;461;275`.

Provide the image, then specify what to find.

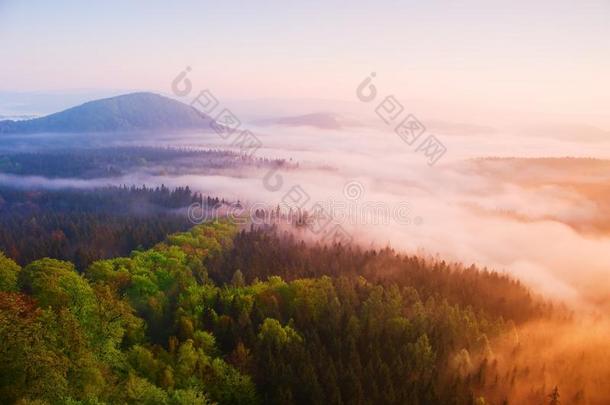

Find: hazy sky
1;0;609;122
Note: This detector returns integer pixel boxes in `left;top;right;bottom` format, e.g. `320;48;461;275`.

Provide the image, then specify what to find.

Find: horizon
1;2;610;404
1;0;609;128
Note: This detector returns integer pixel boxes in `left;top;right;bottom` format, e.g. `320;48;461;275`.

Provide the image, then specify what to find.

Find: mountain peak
0;92;210;134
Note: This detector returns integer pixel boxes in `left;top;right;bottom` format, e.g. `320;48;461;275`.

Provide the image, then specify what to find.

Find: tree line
0;186;225;269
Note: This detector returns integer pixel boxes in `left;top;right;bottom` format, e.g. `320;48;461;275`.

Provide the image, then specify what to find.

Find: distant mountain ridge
0;92;210;134
255;112;360;130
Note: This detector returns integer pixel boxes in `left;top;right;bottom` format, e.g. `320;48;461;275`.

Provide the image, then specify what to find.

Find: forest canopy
0;220;561;405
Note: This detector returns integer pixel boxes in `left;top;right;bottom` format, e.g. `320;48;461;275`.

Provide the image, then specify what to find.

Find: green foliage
232;269;245;288
0;221;547;404
20;259;96;326
169;388;212;405
258;318;302;346
124;372;168;404
0;293;69;402
0;252;21;291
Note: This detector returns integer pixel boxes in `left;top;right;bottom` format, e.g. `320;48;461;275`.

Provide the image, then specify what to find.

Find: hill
0;92;210;133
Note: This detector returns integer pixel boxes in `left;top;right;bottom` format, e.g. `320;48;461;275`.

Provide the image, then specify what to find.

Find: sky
0;0;609;125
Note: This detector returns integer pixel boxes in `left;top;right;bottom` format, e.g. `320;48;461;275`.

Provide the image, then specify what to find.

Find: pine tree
548;386;560;405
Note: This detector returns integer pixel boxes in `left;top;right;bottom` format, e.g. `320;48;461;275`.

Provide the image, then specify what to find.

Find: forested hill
0;186;227;269
0;92;210;134
0;221;554;405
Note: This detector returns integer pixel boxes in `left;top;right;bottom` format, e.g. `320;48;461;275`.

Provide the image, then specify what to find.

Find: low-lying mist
469;317;610;405
1;120;609;313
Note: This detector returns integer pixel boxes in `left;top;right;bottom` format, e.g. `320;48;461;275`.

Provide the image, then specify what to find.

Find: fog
475;318;610;405
243;123;610;311
1;116;609;312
